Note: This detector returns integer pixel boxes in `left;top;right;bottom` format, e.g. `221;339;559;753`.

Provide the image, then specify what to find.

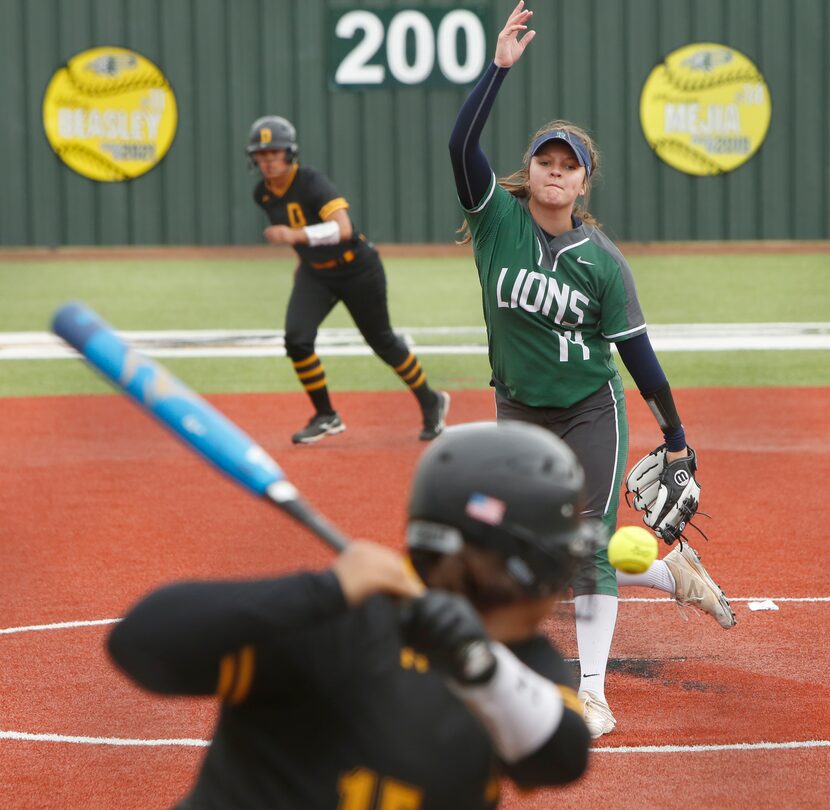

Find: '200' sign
329;7;488;89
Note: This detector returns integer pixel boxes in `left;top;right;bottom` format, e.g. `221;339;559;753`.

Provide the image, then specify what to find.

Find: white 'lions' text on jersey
465;175;646;408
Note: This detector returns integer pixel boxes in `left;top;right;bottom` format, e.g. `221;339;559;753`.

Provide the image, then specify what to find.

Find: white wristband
449;642;564;763
303;220;341;246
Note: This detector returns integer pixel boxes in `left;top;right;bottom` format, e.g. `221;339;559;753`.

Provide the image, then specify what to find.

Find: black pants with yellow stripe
284;259;410;371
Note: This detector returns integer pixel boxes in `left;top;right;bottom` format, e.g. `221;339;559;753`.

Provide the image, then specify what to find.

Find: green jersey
465;175;646;408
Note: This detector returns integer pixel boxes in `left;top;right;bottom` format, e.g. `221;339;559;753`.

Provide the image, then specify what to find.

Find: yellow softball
608;526;658;574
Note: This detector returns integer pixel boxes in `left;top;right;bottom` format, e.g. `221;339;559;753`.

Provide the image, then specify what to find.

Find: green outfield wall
1;0;827;246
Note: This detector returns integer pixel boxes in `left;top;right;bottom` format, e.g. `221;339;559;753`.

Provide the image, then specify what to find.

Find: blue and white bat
51;301;348;552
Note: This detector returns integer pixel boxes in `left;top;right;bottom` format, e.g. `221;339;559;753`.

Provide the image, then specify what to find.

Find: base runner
247;115;449;444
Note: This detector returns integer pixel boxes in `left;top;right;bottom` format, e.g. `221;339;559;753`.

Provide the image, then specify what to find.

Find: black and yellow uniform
254;165;444;440
109;571;589;810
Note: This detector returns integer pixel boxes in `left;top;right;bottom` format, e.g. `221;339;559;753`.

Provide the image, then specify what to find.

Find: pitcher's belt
309;250;356;270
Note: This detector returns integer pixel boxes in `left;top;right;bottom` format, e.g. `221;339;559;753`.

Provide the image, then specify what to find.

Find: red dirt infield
1;387;828;808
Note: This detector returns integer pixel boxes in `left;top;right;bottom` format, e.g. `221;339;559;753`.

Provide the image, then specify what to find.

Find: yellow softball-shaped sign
640;43;771;176
42;47;178;182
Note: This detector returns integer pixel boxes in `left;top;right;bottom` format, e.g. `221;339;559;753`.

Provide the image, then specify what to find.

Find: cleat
291;413;345;445
579;691;616;739
419;391;450;441
663;543;736;629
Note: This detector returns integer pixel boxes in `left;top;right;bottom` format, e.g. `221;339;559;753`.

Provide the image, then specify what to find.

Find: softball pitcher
247;116;449;444
448;2;735;738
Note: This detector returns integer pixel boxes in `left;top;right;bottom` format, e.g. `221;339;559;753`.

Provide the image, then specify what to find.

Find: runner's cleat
291;413;345;445
419;391;451;441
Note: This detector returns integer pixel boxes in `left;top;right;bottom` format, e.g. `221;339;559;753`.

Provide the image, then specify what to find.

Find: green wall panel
758;0;792;239
793;0;824;239
625;0;660;241
1;0;827;245
159;0;197;244
0;0;28;245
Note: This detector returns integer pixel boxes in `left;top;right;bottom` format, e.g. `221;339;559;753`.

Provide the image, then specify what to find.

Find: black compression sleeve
641;381;686;451
108;571;347;695
448;61;509;209
616;333;686;451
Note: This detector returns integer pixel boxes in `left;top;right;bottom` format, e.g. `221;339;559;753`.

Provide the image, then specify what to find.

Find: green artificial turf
1;251;828;396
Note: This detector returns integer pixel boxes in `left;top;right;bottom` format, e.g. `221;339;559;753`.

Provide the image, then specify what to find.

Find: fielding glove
625;445;701;544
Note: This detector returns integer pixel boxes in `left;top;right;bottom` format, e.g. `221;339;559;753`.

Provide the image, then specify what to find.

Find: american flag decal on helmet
466;493;506;526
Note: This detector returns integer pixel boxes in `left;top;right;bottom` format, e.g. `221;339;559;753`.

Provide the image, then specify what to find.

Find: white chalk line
2;597;828;636
2;607;828;756
0;729;826;754
3;323;830;359
617;596;830;603
594;740;830;754
0;730;209;747
0;618;120;635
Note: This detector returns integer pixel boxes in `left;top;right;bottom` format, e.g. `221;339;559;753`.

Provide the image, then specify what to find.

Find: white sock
616;559;676;593
574;594;618;700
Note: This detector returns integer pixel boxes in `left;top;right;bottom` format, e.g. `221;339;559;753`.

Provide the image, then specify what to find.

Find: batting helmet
246;115;298;163
406;422;604;596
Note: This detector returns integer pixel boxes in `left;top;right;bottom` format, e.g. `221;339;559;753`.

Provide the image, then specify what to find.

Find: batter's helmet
407;422;604;596
246;115;298;163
